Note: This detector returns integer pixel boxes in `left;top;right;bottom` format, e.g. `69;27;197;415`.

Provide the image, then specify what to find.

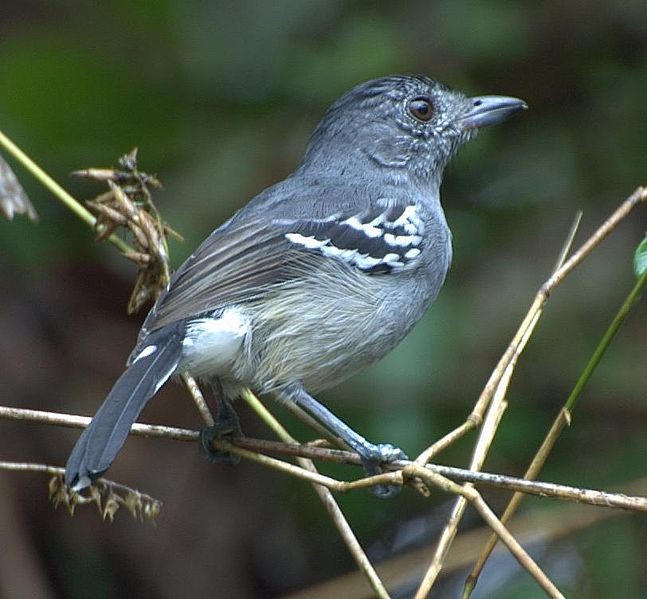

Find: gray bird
65;75;526;497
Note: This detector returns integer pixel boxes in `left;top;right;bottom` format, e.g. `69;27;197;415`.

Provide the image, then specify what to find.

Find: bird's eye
408;97;434;122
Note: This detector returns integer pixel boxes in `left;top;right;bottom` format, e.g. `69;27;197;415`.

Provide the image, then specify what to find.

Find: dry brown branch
411;186;646;597
284;479;647;599
0;461;162;522
416;186;646;467
3;405;647;513
0;405;197;440
466;241;647;595
238;389;390;599
405;465;564;599
181;373;215;427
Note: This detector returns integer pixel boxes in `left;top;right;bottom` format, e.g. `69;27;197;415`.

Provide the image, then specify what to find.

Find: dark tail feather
65;331;183;489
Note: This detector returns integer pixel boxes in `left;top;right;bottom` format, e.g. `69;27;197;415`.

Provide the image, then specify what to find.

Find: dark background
1;1;646;597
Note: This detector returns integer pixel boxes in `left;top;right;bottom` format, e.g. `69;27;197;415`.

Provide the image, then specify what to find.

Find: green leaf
634;236;647;278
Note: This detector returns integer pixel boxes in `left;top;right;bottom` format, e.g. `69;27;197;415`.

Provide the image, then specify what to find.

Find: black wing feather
145;197;421;332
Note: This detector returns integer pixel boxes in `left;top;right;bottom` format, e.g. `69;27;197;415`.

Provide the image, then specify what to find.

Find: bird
65;74;526;497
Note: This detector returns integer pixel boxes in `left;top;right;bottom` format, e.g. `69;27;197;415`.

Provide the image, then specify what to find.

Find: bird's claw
200;411;242;464
360;443;408;499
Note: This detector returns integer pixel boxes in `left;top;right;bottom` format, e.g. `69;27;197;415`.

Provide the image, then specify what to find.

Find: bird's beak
459;95;527;130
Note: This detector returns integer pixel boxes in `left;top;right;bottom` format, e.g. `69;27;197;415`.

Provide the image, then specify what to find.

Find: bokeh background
1;1;646;598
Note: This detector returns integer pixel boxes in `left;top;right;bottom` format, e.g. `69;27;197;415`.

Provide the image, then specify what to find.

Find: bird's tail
65;329;183;489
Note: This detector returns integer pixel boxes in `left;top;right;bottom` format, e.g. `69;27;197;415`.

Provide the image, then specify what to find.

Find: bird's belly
244;268;439;393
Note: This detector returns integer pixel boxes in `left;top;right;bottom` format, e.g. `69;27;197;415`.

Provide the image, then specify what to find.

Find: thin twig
181;373;215;427
232;438;647;512
405;465;564;599
0;461;161;505
284;486;640;599
4;405;647;512
0;129;130;253
542;187;646;294
552;210;583;272
464;254;647;596
415;212;579;593
414;373;511;596
416;187;646;466
219;443;347;489
413;189;646;596
0;405;198;441
238;389;391;599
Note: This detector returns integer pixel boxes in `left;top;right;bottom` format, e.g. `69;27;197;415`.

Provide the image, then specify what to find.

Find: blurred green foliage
0;1;645;597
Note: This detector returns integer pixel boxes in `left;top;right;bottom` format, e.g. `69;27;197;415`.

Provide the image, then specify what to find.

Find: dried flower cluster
49;473;162;523
75;148;181;312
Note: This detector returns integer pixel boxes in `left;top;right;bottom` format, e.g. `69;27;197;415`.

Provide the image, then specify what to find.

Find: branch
404;465;564;599
413;187;647;596
238;388;391;599
465;244;647;595
284;481;642;599
3;405;646;513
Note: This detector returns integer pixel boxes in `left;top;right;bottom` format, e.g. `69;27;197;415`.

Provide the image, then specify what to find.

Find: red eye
408;97;434;122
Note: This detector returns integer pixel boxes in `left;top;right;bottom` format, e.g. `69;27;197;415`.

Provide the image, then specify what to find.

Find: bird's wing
148;219;295;330
146;197;424;331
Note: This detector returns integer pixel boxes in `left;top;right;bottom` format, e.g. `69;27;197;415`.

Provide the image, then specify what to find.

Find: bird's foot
200;407;242;465
358;443;408;499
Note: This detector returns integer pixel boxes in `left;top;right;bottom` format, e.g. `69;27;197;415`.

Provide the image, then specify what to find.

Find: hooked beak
459;95;527;130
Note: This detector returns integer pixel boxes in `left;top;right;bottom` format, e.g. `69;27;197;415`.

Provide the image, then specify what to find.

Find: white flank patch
183;308;248;375
132;344;157;363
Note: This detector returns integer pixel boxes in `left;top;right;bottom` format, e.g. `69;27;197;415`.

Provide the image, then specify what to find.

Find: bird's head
300;74;527;187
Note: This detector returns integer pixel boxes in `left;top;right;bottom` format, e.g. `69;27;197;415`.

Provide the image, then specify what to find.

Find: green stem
565;268;647;412
0;128;130;254
240;388;296;443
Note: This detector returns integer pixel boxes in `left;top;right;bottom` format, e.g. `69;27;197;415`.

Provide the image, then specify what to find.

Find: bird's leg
277;383;407;498
200;379;242;464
